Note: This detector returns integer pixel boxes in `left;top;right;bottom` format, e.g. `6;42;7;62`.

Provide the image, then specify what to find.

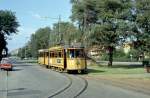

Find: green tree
52;22;78;45
70;0;132;66
29;34;38;58
27;27;51;58
18;27;52;58
133;0;150;60
70;0;99;45
0;10;19;61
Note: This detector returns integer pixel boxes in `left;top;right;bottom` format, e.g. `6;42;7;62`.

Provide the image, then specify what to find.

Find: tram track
48;73;73;98
47;72;88;98
73;76;88;98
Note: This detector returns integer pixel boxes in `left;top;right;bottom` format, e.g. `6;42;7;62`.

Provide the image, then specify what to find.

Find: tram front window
75;49;84;58
69;50;75;58
69;49;84;58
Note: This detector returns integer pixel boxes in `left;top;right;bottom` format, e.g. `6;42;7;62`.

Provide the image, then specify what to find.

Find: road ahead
0;59;150;98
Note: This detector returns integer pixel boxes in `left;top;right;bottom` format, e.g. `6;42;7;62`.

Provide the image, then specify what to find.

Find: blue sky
0;0;72;51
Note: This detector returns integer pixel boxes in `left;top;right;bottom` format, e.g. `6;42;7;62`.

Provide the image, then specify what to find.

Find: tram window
50;52;54;57
58;52;62;58
40;53;43;57
51;53;53;57
75;49;84;58
46;52;49;57
69;49;75;58
44;52;46;57
50;52;51;57
54;52;57;57
38;53;41;57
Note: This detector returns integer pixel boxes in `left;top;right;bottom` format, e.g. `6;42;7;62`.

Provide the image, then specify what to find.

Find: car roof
2;57;9;60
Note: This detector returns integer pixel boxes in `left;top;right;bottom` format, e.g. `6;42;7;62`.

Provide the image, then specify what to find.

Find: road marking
5;71;8;98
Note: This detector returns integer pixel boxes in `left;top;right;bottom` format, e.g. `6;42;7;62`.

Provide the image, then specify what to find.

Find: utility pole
58;15;62;45
82;8;87;48
24;37;29;59
25;45;27;59
41;15;62;46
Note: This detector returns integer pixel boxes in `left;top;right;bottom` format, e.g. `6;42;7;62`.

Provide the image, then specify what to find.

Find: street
0;59;150;98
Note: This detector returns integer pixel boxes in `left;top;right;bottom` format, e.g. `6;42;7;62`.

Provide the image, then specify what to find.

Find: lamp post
24;37;29;59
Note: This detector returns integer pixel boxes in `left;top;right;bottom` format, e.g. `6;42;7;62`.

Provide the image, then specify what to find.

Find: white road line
0;70;6;98
5;71;8;98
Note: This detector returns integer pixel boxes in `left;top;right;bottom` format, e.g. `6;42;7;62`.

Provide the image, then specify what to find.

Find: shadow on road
8;90;42;96
110;64;144;69
87;68;105;74
13;64;34;67
11;68;22;71
0;88;42;96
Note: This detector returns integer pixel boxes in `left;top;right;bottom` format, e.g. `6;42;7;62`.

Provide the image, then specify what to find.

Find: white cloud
18;27;25;31
33;14;42;19
28;11;57;21
28;11;47;20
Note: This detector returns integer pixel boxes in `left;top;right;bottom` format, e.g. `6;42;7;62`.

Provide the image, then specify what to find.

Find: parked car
0;58;13;71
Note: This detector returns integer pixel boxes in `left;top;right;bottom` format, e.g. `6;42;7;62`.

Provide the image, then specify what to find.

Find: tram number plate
57;59;61;63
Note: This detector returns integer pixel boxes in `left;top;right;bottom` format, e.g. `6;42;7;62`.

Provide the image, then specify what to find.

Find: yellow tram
38;46;87;73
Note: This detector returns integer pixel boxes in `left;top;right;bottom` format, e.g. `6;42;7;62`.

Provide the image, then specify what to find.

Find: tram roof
38;49;49;52
48;46;63;50
48;45;84;51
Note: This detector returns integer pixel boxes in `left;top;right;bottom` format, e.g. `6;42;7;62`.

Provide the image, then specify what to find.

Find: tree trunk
0;48;3;62
0;33;7;61
108;46;114;67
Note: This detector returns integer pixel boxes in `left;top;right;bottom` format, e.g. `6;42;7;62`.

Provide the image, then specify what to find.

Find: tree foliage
18;23;78;58
71;0;133;66
52;22;78;45
132;0;150;59
0;10;19;61
17;0;150;64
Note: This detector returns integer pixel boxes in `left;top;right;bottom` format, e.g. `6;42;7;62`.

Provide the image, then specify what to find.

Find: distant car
23;58;28;60
0;58;13;71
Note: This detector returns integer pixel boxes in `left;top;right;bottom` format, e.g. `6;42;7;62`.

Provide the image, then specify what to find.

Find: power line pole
41;15;62;46
58;15;62;45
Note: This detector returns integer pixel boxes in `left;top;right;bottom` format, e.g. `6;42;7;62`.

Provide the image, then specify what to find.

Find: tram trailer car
38;49;45;65
38;49;49;66
38;46;87;73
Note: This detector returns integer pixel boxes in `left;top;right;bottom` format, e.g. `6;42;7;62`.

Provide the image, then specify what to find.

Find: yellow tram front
66;48;87;73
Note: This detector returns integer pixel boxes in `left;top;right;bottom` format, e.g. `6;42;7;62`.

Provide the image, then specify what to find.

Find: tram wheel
78;70;82;74
52;67;55;70
59;68;63;73
46;65;48;68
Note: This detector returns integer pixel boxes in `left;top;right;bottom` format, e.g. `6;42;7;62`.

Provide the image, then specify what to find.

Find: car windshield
1;59;10;64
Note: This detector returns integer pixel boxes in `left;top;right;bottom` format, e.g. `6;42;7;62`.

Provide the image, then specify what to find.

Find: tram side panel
49;50;65;69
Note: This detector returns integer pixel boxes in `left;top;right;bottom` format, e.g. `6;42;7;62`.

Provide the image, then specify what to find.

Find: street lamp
24;37;29;59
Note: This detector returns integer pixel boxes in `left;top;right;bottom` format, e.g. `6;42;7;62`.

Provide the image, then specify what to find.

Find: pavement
0;59;150;98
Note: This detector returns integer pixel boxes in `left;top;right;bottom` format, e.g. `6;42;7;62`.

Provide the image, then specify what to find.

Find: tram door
64;49;67;69
44;52;46;65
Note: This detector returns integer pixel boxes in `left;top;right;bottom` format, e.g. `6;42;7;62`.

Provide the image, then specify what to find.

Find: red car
0;58;13;71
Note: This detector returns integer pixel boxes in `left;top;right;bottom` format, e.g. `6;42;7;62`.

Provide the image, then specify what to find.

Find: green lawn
88;65;146;75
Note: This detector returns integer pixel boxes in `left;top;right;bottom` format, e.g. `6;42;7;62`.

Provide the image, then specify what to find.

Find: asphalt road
0;59;150;98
